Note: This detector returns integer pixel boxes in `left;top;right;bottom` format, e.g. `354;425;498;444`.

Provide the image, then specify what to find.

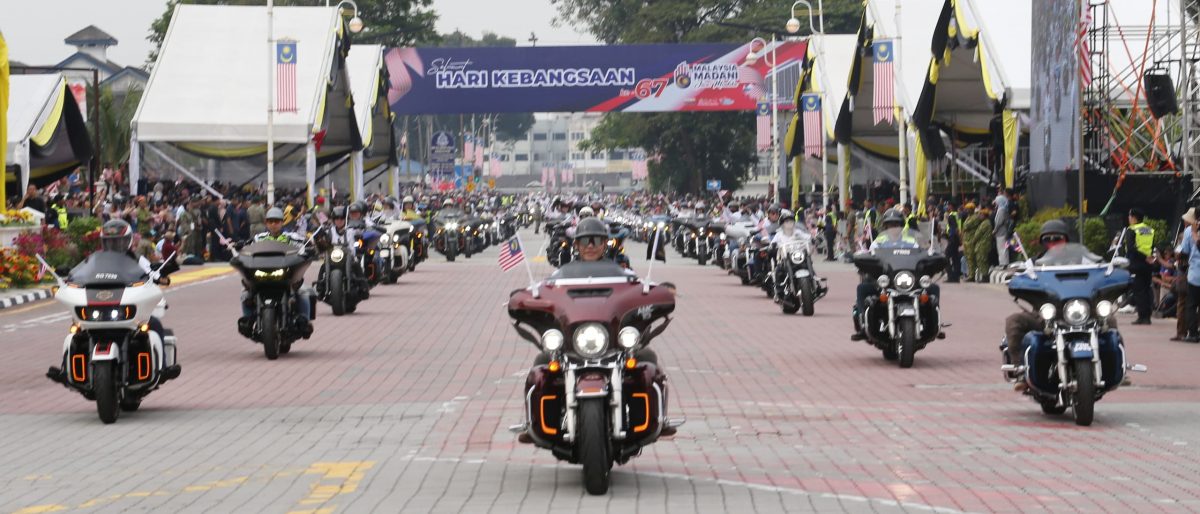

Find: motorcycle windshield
68;251;148;286
1009;244;1130;305
872;228;928;250
232;240;308;272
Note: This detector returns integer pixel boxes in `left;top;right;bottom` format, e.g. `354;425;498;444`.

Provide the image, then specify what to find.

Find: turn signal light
548;361;561;373
919;294;930;304
878;293;889;302
68;324;79;334
625;358;637;369
138;323;150;333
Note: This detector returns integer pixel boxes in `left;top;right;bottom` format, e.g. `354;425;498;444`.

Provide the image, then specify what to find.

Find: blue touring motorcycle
1001;244;1147;426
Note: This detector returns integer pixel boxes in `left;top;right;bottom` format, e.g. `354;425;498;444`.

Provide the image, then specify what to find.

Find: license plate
1071;341;1091;353
794;270;810;278
897;307;916;316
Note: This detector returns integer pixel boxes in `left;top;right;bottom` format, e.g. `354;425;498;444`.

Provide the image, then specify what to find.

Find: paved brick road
1;230;1199;513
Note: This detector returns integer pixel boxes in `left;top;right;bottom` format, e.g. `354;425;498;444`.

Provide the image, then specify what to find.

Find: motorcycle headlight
541;329;564;351
790;251;805;264
330;248;345;263
894;272;915;291
876;275;890;288
618;326;640;349
720;233;727;240
446;222;459;230
1096;300;1115;318
1039;303;1057;321
919;275;933;289
380;234;390;244
253;269;285;279
657;221;666;228
574;323;608;357
1063;299;1090;325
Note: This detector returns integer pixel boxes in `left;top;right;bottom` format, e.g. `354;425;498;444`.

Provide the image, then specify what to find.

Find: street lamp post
786;1;824;210
744;38;778;202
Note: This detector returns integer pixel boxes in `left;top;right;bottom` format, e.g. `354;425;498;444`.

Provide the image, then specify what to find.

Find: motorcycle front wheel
94;361;120;424
577;398;612;495
898;318;916;368
1072;361;1096;426
261;305;280;360
329;269;347;316
800;278;816;316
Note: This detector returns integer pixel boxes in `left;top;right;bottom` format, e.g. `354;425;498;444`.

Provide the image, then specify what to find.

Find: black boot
237;316;254;338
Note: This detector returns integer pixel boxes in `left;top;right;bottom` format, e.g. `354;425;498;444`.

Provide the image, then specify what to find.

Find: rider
747;204;783;280
1002;220;1109;378
401;196;422;221
851;209;941;340
324;205;369;292
95;220;169;340
239;207;313;337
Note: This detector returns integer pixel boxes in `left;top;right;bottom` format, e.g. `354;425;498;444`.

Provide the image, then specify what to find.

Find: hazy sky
0;0;595;68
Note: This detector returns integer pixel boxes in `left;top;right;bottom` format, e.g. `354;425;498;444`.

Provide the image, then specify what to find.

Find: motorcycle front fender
794;269;812;279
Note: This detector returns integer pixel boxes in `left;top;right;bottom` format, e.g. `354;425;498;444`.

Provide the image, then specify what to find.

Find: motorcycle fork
1054;330;1103;394
563;364;625;442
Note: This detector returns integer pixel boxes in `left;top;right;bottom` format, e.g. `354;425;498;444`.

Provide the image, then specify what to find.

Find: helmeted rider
90;220;170;341
1002;219;1107;388
239;207;313;337
851;209;941;340
401;195;421;221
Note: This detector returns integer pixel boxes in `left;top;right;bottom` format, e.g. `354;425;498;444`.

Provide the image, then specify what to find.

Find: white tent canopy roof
954;0;1032;110
133;4;343;144
345;44;386;150
5;74;64;161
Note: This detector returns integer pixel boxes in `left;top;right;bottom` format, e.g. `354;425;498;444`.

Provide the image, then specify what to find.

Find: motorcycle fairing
1021;330;1126;395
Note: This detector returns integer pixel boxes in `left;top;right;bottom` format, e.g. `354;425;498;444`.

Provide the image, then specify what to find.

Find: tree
147;0;439;64
552;0;863;193
86;85;142;169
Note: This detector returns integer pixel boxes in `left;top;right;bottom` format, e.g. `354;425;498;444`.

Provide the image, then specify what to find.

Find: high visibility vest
863;209;877;228
54;204;68;228
874;233;918;245
945;212;960;236
1131;222;1154;257
905;214;918;231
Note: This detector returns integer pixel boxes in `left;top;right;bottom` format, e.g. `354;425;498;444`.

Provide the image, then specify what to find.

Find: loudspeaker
1144;72;1179;118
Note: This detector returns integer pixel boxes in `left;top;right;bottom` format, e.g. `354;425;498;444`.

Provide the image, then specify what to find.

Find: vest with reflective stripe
1131;222;1154;257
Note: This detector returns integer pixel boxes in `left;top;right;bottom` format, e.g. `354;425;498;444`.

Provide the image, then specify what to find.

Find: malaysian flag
490;154;502;177
276;41;298;113
755;101;771;151
498;235;525;271
474;146;485;168
1076;4;1092;86
872;40;894;125
802;94;823;157
464;135;474;161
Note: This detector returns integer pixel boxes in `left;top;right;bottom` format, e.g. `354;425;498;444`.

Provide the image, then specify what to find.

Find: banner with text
385;42;807;114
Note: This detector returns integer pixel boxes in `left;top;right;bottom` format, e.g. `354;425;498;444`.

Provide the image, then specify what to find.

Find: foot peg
508;422;528;434
161;365;181;381
1128;364;1149;373
1000;364;1025;373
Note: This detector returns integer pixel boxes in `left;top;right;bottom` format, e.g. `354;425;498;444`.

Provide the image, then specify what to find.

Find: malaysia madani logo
674;62;693;88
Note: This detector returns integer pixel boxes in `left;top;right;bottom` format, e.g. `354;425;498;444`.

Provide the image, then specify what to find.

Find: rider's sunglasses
579;236;605;248
1040;234;1067;244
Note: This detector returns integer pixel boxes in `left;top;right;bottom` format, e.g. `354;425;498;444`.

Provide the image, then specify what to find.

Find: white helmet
578;206;595;218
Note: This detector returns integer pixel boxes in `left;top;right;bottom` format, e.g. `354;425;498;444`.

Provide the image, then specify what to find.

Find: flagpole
516;232;537;288
266;0;276;206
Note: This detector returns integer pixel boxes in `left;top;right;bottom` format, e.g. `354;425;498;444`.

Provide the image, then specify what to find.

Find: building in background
493;113;644;190
40;25;148;116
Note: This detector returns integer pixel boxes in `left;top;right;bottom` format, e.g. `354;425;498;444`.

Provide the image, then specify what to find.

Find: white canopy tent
345;44;399;198
130;4;361;203
5;73;91;193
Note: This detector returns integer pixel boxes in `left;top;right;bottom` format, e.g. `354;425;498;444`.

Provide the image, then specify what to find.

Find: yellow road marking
167;265;234;286
532;255;546;263
289;461;375;512
12;506;68;514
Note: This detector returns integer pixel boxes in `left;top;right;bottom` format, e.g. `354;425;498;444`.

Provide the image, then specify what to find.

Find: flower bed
0;217;102;289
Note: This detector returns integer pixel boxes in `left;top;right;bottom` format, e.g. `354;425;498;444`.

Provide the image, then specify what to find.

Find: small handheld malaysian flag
802;94;823;157
872;40;894;125
498;235;526;272
276;41;298;113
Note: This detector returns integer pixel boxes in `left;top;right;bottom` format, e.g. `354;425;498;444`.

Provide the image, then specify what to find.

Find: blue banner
385;42;807;114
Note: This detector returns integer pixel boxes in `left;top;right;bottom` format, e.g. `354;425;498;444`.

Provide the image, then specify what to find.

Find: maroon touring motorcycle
507;261;683;494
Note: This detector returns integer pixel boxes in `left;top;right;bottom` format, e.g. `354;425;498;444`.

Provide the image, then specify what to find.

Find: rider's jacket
401;209;422;221
771;227;813;247
254;231;306;246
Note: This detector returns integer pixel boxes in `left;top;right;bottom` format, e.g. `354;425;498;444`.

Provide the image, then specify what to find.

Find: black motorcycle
546;221;573;268
433;213;466;262
852;235;947;368
231;240;316;359
773;239;826;315
315;234;367;316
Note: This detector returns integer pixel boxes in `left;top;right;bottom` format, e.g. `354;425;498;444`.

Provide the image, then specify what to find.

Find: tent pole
305;140;316;206
354;151;365;200
266;0;276;205
129;132;140;199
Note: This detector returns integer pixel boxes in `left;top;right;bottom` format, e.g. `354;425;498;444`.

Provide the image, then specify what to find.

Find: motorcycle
507;261;683;494
231;240;316;359
1000;245;1146;426
852;231;947;368
546;221;573;268
378;219;413;284
355;227;384;286
605;224;632;269
433;214;466;262
45;252;179;423
406;219;428;271
315;234;366;316
773;240;826;315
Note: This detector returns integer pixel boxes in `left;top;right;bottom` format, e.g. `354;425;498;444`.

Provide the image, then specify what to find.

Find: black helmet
1039;219;1070;243
881;208;904;229
100;219;133;253
331;206;347;219
348;202;365;214
767;203;781;215
575;217;609;239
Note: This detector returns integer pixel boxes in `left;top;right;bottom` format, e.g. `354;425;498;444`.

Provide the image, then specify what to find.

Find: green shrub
1082;217;1109;256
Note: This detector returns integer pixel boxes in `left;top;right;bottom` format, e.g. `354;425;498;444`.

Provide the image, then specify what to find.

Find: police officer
822;204;838;261
944;201;963;282
1125;208;1156;324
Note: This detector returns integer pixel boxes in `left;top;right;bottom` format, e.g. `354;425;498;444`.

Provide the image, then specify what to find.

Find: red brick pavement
1;233;1199;513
